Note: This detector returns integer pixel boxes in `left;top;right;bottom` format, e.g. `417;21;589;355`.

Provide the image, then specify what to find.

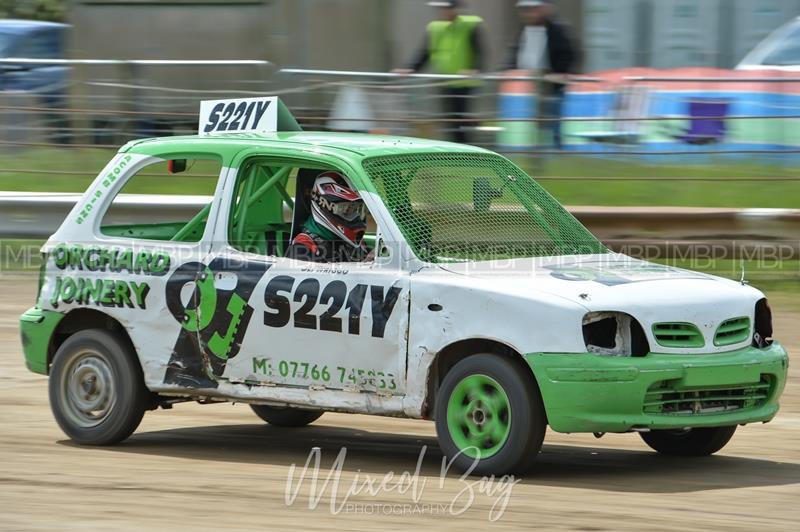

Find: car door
233;256;409;394
204;157;410;395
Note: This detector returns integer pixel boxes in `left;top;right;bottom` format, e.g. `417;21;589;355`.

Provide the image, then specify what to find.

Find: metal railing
1;61;797;132
2;191;798;260
2;60;800;171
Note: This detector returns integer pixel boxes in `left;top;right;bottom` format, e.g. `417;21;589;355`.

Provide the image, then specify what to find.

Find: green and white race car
19;98;788;475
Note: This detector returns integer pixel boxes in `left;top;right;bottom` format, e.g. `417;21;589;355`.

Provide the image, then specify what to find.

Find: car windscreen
762;24;800;65
361;152;606;263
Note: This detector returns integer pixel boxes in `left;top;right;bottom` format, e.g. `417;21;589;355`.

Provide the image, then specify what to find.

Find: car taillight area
582;311;650;357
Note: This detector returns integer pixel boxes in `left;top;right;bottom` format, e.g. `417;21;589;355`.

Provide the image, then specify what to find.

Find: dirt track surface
0;275;798;531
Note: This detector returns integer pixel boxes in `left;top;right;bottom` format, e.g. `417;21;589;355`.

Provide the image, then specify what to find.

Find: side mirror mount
473;177;503;213
168;159;187;174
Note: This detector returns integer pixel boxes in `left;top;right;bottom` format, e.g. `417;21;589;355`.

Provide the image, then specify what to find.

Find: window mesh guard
362;153;606;262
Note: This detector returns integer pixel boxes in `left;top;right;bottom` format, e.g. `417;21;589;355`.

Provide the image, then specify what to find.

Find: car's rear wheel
639;426;737;456
249;405;323;427
434;353;546;476
48;329;148;445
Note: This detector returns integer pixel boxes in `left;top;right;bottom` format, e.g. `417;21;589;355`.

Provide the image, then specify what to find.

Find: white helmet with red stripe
310;171;367;247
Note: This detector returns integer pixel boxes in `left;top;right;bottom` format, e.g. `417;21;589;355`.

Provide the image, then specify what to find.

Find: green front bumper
525;343;788;433
20;307;63;375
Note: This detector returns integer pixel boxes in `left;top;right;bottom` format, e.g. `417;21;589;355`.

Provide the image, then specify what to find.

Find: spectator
507;0;576;149
395;0;485;144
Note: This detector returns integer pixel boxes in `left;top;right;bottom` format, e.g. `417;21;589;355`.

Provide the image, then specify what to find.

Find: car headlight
753;298;773;348
582;311;649;356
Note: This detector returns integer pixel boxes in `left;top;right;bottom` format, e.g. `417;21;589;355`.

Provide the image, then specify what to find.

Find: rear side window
100;158;221;243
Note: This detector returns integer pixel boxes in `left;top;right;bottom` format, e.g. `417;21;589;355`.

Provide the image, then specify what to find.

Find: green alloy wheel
435;353;546;476
446;374;511;459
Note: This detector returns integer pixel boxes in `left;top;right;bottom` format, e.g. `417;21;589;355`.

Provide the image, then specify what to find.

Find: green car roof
123;131;490;161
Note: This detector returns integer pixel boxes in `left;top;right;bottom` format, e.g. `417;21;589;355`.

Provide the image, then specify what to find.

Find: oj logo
163;259;270;387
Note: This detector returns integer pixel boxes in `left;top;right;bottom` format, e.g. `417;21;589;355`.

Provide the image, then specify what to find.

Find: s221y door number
263;276;402;338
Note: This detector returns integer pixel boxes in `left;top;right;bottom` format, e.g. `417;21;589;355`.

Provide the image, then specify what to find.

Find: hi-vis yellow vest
428;15;483;87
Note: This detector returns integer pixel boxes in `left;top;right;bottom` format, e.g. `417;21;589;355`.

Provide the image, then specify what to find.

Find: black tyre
48;329;148;445
249;405;323;427
639;426;737;456
434;353;546;476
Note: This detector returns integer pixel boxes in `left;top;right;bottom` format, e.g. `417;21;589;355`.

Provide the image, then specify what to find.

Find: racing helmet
310;171;367;247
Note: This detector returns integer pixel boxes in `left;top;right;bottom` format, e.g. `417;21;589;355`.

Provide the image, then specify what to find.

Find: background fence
1;61;800;211
2;192;799;263
3;61;800;152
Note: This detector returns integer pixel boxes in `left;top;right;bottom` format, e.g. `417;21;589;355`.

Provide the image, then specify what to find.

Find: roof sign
199;97;279;136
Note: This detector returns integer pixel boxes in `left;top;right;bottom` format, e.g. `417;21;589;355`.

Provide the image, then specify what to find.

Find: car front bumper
20;307;63;375
524;342;788;433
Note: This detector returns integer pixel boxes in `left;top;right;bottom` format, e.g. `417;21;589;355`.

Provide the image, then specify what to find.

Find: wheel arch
422;338;545;421
47;309;136;373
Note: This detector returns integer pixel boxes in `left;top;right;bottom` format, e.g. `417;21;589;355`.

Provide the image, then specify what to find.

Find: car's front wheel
639;426;737;456
48;329;149;445
434;353;546;476
249;405;324;427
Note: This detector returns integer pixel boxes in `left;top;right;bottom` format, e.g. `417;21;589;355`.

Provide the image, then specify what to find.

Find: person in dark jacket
507;0;576;149
394;0;486;144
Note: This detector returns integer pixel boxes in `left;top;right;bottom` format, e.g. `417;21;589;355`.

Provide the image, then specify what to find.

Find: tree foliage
0;0;65;22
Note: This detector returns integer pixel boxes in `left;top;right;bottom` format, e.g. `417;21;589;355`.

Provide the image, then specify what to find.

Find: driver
286;171;370;263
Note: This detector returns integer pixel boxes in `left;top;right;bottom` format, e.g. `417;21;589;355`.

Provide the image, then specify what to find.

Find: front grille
643;376;772;415
714;317;751;346
652;322;705;348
